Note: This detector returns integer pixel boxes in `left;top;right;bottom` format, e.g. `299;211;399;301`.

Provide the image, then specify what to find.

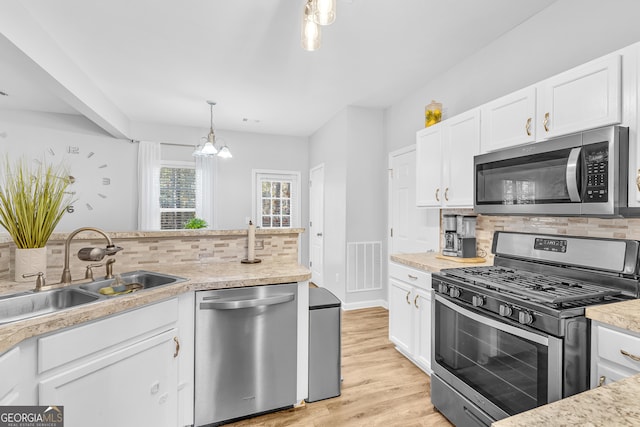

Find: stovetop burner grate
442;266;621;304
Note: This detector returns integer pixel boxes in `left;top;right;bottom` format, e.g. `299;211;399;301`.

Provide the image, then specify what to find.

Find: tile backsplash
0;230;301;282
441;209;640;263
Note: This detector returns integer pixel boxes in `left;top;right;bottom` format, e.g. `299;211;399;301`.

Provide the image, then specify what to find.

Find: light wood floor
226;307;452;427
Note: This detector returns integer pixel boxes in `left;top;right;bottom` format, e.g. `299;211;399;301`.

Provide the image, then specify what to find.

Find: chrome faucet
60;227;122;284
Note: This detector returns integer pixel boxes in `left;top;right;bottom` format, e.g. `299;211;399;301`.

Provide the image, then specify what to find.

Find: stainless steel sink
0;288;102;324
79;270;187;295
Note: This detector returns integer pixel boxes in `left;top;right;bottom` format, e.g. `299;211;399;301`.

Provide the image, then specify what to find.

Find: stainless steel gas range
430;231;640;427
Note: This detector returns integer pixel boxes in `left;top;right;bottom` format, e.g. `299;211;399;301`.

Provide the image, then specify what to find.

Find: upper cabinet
479;53;623;154
481;86;536;152
416;109;480;208
536;54;622;140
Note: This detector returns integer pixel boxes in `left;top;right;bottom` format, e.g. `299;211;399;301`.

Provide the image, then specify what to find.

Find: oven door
432;294;563;421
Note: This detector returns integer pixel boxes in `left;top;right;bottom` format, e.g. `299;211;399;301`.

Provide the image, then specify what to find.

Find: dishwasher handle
199;293;295;310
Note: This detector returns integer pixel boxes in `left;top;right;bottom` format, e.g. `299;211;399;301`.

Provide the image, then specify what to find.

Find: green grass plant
0;158;73;248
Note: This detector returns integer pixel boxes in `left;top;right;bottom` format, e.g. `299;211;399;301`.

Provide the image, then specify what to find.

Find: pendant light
301;0;321;51
202;101;218;155
314;0;336;25
193;101;232;158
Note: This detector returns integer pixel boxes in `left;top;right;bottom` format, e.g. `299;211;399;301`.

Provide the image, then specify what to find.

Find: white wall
309;106;387;305
345;107;387;305
386;0;640;153
309;109;348;302
0;110;137;231
1;112;311;265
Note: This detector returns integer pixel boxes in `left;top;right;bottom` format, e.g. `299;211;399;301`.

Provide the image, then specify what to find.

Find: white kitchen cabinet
416;109;480;208
480;86;536;152
415;124;442;207
37;298;181;427
590;320;640;388
388;262;432;373
0;339;37;405
536;54;622;140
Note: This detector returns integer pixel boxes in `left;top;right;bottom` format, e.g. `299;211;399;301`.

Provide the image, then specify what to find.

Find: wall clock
44;145;112;214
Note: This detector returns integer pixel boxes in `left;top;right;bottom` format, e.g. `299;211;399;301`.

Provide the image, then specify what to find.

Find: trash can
306;287;342;403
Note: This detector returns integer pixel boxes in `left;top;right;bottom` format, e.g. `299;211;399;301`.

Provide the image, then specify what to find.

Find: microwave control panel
584;142;608;203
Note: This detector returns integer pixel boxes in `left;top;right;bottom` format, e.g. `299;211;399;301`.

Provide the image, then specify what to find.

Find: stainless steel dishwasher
194;283;298;426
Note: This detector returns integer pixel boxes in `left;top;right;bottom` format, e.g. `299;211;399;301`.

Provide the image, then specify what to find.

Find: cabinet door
388;278;414;355
413;287;432;374
416;124;443;207
537;54;621;139
39;329;178;427
442;109;480;207
480;86;536;152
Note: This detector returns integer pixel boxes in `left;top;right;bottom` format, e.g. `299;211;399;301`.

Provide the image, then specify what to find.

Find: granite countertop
492;373;640;426
390;252;491;273
0;260;311;355
586;299;640;334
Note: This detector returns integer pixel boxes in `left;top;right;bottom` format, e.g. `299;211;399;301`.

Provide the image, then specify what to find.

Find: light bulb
314;0;336;25
301;0;321;51
218;145;233;159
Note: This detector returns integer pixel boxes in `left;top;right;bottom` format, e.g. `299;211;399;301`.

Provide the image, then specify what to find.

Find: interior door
390;147;433;253
309;164;324;287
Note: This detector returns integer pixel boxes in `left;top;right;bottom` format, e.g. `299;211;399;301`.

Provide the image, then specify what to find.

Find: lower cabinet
39;329;178;427
36;298;183;427
591;320;640;388
0;339;37;405
388;262;432;373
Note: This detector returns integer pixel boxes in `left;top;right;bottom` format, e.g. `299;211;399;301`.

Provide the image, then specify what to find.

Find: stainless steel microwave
474;126;629;216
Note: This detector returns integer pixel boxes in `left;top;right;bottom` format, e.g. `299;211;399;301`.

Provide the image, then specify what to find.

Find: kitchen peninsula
0;227;311;427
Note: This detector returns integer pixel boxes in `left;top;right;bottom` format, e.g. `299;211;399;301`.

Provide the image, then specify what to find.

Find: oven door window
476;147;577;205
434;299;549;415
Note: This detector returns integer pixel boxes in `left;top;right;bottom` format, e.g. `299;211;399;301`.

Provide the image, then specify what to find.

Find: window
159;161;196;229
254;170;300;228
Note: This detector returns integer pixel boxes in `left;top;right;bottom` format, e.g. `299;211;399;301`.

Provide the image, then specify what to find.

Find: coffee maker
456;215;477;258
442;214;458;256
442;214;477;258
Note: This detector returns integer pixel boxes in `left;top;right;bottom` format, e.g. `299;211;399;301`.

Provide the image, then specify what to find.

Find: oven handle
435;294;549;346
566;147;582;202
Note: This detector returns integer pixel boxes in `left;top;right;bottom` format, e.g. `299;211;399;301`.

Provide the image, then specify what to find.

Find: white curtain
137;141;161;230
195;156;215;229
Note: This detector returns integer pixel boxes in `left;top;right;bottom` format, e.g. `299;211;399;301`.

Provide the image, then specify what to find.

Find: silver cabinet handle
405;291;411;305
435;188;440;202
525;117;532;136
407;274;418;280
620;349;640;362
414;295;419;309
173;336;180;358
317;232;323;236
444;187;449;202
200;293;294;310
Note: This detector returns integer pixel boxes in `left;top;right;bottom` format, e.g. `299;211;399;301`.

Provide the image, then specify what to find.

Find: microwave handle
566;147;582;202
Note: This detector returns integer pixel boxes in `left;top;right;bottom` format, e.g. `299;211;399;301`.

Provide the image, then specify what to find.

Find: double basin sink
0;271;187;325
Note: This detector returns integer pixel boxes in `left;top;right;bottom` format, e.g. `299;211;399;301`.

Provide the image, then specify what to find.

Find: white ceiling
0;0;557;137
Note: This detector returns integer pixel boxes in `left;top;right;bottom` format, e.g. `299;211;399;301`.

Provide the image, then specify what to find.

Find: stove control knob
438;283;449;294
518;311;534;325
449;287;461;298
472;295;485;307
499;304;512;317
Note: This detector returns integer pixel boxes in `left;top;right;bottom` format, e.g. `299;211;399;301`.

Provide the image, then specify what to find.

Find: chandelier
193;101;232;159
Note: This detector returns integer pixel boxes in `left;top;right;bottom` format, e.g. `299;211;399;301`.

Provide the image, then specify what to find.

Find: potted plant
184;217;208;229
0;157;72;281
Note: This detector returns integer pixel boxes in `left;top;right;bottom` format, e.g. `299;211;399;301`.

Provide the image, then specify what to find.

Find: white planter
15;247;47;282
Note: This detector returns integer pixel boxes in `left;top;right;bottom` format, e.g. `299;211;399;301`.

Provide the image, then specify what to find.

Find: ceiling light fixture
193;101;232;159
301;0;321;51
314;0;336;25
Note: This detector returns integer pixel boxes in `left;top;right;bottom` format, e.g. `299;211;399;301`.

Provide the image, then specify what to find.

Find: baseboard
342;299;388;311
